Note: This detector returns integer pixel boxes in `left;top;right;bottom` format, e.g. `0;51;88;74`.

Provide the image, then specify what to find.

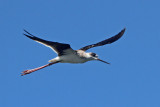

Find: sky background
1;0;160;107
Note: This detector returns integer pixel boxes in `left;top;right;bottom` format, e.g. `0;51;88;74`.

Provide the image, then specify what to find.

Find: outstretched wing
24;30;75;56
79;28;126;51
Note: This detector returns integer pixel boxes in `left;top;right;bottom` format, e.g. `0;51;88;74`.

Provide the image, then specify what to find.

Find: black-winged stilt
22;28;126;76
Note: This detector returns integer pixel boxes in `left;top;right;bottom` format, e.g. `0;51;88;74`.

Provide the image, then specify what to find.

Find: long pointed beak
95;58;110;64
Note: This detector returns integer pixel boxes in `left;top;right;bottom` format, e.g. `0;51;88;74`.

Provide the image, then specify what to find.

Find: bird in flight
22;28;126;76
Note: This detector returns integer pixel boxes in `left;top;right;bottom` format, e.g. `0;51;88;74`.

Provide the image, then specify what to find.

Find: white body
49;50;93;63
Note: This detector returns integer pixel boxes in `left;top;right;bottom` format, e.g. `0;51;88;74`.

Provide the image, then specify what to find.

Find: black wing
79;28;126;51
24;30;74;56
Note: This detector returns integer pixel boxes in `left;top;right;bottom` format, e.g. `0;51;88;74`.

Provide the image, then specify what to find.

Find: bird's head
87;52;110;64
89;52;98;58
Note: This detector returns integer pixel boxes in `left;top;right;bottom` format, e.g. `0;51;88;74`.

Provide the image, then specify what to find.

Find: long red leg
21;62;59;76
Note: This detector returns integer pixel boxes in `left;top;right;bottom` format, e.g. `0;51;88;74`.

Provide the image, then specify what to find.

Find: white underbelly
60;54;88;63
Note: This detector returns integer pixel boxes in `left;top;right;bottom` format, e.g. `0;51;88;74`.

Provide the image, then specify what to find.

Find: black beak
96;58;110;64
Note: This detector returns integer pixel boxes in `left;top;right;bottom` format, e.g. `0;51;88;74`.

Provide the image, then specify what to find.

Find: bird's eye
91;53;97;57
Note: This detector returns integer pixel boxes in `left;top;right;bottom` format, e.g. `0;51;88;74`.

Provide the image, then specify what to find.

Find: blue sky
1;0;160;107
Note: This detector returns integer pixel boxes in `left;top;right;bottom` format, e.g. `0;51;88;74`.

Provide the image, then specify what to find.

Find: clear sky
1;0;160;107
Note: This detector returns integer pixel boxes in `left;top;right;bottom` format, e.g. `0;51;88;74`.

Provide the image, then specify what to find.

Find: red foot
21;70;34;76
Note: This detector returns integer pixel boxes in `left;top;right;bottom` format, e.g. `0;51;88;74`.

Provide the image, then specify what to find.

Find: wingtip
119;27;126;36
23;29;27;35
23;29;28;33
23;29;35;37
23;33;30;37
122;27;126;32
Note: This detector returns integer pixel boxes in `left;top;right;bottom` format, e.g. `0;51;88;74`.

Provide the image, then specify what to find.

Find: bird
21;28;126;76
